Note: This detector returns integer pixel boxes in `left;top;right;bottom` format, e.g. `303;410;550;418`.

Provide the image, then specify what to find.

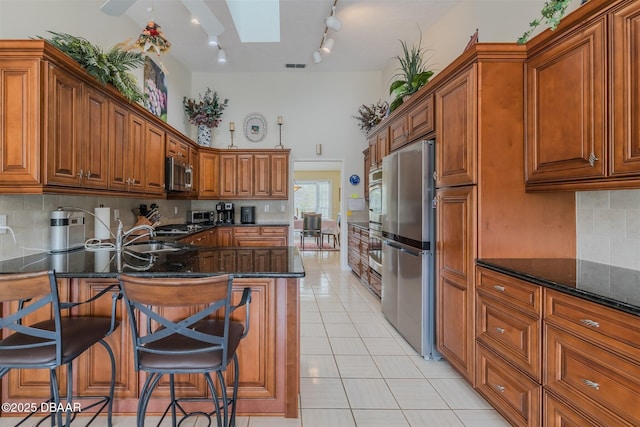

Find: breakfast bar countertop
477;258;640;317
0;245;305;279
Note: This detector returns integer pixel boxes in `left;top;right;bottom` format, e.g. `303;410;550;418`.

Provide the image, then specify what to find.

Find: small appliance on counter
50;208;86;252
187;210;214;224
241;206;256;224
216;202;235;224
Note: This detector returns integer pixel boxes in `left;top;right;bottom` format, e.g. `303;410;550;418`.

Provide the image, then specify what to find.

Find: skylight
226;0;280;43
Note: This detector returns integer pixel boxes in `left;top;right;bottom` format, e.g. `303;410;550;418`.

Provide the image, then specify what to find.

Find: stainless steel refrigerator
381;139;439;359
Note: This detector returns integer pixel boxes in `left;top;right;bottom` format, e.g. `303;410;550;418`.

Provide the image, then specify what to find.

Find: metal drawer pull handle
580;319;600;328
496;327;505;334
495;384;505;393
582;379;599;390
493;285;506;292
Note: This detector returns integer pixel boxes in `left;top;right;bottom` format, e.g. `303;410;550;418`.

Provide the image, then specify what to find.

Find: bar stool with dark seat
0;270;119;427
118;273;251;427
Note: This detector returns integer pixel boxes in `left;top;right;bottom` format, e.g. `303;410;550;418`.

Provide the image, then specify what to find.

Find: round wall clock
349;174;360;185
243;113;268;143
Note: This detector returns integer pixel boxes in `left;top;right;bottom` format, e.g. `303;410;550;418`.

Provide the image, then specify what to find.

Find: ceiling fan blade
99;0;137;16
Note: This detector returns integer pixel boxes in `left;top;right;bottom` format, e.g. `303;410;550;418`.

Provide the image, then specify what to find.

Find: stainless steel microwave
165;157;193;192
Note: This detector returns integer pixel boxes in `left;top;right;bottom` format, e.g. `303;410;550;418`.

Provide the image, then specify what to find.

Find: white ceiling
108;0;461;73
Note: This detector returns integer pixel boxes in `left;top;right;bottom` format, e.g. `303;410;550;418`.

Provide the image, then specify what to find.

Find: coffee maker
216;202;235;224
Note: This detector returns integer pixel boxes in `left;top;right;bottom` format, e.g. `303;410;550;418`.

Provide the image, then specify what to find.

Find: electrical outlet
113;209;120;221
175;206;179;215
264;204;269;213
0;214;7;234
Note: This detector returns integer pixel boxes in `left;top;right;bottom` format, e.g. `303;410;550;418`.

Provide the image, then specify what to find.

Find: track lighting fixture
208;35;218;46
311;0;340;65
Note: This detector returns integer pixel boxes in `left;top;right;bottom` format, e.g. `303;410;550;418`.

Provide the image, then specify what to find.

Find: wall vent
285;63;306;69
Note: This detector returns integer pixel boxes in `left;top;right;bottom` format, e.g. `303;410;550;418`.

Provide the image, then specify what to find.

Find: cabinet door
407;92;434;141
143;122;165;195
219;153;237;197
270;153;289;198
0;58;40;186
435;66;476;187
127;112;146;193
254;154;270;197
611;1;640;176
436;185;476;381
82;86;110;189
217;227;233;246
388;116;408;152
198;151;219;198
525;17;606;184
46;64;82;187
108;101;129;191
237;154;253;197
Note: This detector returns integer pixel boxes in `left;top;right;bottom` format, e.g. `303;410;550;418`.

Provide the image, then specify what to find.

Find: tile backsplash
0;194;190;261
577;190;640;270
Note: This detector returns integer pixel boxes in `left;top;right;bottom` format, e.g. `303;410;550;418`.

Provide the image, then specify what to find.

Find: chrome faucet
115;219;156;252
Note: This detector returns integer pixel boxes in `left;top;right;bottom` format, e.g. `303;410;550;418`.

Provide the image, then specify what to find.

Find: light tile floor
0;250;508;427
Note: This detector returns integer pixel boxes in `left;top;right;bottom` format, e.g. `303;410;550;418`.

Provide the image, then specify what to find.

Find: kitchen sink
124;241;183;254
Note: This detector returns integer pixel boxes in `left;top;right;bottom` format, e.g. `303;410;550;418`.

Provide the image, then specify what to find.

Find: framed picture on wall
143;57;168;122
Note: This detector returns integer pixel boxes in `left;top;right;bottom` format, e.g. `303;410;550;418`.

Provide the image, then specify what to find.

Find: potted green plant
518;0;588;44
183;88;229;147
388;30;434;113
353;100;389;135
39;31;146;103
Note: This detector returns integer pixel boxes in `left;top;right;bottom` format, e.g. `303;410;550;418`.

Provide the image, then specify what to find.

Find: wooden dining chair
301;213;322;251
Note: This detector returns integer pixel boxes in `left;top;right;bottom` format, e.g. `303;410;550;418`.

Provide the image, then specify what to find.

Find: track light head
320;38;334;54
325;15;342;32
208;36;218;46
312;50;322;64
218;48;227;63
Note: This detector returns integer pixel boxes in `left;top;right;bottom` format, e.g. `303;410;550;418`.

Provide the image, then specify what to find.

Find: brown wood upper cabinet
525;0;640;190
387;91;435;153
435;66;476;188
203;149;289;200
367;126;389;169
46;64;110;189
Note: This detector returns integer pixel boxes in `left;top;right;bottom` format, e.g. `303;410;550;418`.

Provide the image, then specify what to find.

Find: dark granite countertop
0;245;305;279
477;258;640;317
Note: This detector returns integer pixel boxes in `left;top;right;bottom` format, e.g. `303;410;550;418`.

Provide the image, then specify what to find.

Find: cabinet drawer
475;343;541;427
543;390;632;427
260;226;287;236
544;324;640;426
477;268;541;315
544;289;640;360
476;293;541;380
234;226;260;236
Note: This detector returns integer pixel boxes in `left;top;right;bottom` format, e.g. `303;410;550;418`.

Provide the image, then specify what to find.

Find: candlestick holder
228;129;237;149
275;121;284;149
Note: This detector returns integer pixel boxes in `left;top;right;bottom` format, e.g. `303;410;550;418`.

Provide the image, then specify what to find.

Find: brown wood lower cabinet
2;276;299;418
474;267;640;426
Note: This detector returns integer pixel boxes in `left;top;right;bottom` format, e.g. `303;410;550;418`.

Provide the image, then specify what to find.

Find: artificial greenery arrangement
38;31;146;103
389;30;434;113
183;88;229;128
353;100;389;134
518;0;585;44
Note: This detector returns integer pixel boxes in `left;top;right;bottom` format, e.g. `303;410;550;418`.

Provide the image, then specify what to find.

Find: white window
294;181;330;218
